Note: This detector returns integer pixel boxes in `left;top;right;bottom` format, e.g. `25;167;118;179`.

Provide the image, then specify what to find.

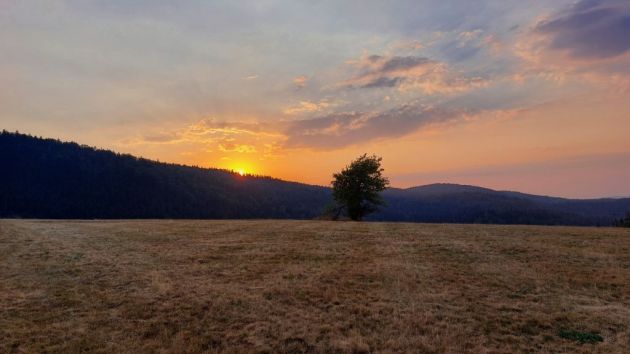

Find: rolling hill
376;184;630;225
1;131;629;225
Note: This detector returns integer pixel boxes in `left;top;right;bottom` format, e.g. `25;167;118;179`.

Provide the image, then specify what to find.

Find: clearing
1;220;629;353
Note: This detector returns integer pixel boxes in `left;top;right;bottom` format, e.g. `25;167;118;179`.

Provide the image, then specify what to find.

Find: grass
558;329;604;344
0;219;629;353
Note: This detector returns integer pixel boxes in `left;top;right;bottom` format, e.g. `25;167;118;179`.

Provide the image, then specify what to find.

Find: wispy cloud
282;99;339;115
340;54;488;94
219;143;258;153
128;104;476;152
124;118;284;158
283;104;470;149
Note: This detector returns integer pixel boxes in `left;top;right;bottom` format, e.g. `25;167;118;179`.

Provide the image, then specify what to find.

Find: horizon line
3;130;629;201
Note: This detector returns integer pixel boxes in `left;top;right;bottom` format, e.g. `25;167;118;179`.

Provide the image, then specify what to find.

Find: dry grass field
1;220;629;353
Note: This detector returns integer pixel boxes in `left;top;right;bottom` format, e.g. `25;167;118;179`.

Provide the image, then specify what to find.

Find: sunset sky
2;0;629;198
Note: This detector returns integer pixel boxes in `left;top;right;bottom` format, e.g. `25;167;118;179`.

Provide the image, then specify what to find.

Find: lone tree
615;212;630;228
331;154;389;221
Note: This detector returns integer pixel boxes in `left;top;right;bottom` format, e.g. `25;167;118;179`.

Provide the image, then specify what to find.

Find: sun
227;162;255;177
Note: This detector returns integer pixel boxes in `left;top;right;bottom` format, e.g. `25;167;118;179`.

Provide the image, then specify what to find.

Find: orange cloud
219;143;258;153
282;99;338;115
124;118;285;162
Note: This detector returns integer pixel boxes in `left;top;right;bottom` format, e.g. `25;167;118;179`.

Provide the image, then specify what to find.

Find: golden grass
1;219;629;353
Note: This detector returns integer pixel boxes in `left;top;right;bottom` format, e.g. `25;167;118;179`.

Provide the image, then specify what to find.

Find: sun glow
227;162;255;176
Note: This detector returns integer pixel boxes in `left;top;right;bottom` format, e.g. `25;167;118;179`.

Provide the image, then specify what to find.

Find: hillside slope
1;131;629;225
0;131;330;219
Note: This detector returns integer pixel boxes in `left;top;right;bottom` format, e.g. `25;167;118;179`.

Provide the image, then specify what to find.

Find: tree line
0;131;330;219
2;130;629;226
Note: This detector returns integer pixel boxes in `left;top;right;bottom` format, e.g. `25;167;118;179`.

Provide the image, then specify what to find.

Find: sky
1;0;630;198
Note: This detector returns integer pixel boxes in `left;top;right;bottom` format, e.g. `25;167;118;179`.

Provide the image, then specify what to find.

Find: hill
2;219;629;352
0;131;330;219
1;131;629;225
376;184;630;226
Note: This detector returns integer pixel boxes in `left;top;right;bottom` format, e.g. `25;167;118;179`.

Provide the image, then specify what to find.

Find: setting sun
224;159;260;177
227;162;255;177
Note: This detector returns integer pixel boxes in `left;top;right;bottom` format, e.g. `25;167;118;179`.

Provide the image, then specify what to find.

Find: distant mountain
2;131;629;225
374;184;630;226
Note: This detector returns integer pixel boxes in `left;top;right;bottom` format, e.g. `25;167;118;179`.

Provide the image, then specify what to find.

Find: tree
331;154;389;221
615;212;630;227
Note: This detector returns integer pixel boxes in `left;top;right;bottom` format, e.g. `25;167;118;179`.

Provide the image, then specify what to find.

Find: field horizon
2;219;629;353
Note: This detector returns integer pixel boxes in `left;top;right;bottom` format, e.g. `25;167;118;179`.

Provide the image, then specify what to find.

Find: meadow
1;219;629;353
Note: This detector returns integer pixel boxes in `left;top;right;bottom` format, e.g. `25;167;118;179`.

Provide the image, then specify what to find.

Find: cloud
129;103;477;152
184;119;271;138
283;104;468;149
218;143;258;153
534;0;630;59
283;99;338;115
293;75;309;88
344;55;432;88
125;118;285;158
341;54;487;94
511;0;630;98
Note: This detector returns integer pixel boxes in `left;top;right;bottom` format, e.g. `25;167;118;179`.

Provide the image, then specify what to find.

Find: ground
0;220;629;353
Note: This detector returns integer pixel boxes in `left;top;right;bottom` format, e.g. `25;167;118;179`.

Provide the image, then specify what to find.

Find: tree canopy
331;154;389;221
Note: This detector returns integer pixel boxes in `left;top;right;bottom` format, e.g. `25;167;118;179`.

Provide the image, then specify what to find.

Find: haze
2;0;629;198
